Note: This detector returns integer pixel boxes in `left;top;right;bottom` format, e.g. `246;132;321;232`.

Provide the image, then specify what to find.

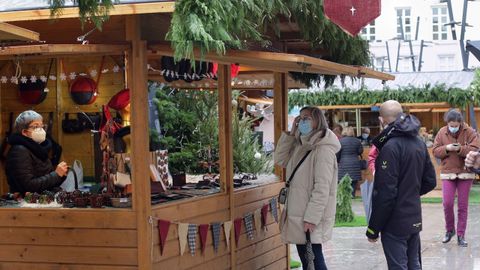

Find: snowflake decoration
10;76;18;84
49;75;57;81
30;75;37;83
43;87;49;92
90;69;98;77
102;69;109;74
79;73;87;76
40;75;47;82
68;72;76;80
113;65;120;73
1;76;7;83
20;76;28;84
60;73;67;81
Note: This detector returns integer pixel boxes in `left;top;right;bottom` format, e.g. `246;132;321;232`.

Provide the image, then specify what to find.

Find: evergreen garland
288;83;480;109
49;0;116;30
336;174;355;223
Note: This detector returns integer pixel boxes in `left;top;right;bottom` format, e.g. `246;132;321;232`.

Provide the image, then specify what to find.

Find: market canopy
0;22;39;42
466;40;480;62
148;44;395;81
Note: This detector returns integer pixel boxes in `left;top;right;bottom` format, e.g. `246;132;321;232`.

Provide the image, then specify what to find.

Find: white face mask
31;128;46;144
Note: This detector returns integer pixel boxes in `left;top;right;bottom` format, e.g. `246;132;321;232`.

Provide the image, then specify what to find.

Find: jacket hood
302;129;341;153
372;114;420;150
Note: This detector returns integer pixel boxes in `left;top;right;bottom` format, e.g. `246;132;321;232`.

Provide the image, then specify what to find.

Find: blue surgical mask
361;133;369;139
298;119;313;135
448;126;459;134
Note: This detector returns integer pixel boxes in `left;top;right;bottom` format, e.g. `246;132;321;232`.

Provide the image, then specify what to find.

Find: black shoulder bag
278;150;312;204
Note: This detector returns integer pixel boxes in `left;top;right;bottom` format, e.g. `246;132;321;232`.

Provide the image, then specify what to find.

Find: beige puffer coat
274;129;341;244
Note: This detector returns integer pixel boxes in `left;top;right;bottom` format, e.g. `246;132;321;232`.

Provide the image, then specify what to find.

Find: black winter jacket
5;134;65;194
337;136;363;182
366;114;436;239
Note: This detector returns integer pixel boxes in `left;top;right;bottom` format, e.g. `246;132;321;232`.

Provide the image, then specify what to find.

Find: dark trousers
296;243;328;270
381;232;421;270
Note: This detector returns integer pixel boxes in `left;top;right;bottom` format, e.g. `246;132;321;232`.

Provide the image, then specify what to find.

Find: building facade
363;0;480;72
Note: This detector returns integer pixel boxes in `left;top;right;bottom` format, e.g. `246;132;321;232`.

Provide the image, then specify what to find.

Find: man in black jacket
366;100;436;270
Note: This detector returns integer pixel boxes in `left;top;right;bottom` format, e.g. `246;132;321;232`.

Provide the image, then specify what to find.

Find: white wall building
363;0;480;72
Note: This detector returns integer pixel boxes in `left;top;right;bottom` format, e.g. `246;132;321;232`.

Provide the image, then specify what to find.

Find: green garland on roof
288;83;480;110
49;0;116;30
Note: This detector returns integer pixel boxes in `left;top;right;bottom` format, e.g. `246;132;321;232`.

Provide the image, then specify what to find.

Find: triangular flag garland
149;196;281;256
270;198;279;223
198;224;209;254
188;224;197;256
244;213;255;240
224;221;232;249
211;222;221;254
178;223;189;256
254;209;262;236
158;219;171;256
234;218;243;246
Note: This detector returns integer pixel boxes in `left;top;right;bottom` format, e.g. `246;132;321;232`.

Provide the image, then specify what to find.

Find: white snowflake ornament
1;76;8;83
10;76;18;84
40;75;47;82
20;76;28;84
113;65;120;73
90;69;98;77
49;75;57;81
68;72;76;80
60;73;67;81
30;75;37;83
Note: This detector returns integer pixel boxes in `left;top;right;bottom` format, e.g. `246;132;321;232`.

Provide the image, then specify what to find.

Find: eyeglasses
299;116;313;121
27;124;46;131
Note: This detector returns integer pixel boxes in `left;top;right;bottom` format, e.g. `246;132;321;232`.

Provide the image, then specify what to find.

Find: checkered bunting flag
211;222;221;254
187;224;197;256
244;213;255;240
270;197;279;223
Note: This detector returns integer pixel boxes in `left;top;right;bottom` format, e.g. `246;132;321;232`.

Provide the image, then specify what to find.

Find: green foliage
289;83;479;110
336;174;355;223
49;0;116;30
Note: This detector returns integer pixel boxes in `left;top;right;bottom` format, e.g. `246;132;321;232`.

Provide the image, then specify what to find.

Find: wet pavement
290;202;480;270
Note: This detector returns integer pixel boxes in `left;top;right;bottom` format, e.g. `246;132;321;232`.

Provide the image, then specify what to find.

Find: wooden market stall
0;3;394;270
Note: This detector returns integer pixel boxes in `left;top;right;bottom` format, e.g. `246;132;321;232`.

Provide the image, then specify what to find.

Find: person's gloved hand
465;151;480;169
55;161;68;177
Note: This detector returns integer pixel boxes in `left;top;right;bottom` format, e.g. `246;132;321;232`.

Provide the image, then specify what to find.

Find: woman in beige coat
275;106;340;270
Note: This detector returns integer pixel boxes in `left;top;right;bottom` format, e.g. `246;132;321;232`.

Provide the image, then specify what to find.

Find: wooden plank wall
0;56;125;193
150;182;287;270
0;209;138;269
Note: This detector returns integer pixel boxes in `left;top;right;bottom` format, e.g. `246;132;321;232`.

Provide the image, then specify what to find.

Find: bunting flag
198;224;210;254
244;213;255;240
254;209;262;235
224;221;232;249
188;224;198;256
211;222;221;254
158;219;171;256
270;197;279;223
178;223;189;256
261;204;269;230
234;218;243;246
324;0;381;36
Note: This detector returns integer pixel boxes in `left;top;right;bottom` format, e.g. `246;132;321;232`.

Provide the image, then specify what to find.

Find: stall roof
149;44;395;81
0;22;39;41
303;70;475;91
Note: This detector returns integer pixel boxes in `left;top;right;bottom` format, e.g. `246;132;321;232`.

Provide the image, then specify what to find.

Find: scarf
8;133;49;161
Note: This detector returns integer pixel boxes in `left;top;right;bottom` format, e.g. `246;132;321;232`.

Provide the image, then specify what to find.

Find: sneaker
458;236;468;247
442;231;455;243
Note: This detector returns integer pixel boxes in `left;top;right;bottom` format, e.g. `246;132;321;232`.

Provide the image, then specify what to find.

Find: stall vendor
5;110;68;194
108;88;131;153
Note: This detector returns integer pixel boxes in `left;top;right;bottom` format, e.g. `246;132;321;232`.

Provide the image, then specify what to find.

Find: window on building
438;55;455;70
396;8;412;40
432;6;448;40
361;20;376;41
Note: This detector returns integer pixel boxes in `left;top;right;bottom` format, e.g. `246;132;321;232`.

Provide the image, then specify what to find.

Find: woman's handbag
278;150;312;204
60;160;83;192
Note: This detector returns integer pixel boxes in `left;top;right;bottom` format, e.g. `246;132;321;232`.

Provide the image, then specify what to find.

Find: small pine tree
336;174;355;223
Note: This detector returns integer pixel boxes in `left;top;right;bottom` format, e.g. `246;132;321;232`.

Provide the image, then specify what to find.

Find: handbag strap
286;150;312;188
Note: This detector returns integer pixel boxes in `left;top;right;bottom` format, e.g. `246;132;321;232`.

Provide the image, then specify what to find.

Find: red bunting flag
261;204;269;229
234;218;243;246
324;0;381;36
198;224;210;254
158;219;171;255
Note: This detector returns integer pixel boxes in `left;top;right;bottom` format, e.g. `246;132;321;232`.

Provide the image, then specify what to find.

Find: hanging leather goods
62;56;105;105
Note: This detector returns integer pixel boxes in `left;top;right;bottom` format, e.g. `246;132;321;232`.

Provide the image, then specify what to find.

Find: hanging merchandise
198;224;209;254
324;0;381;36
187;224;197;256
18;59;54;105
211;222;221;254
158;219;171;256
161;56;178;82
107;88;130;111
64;56;105;105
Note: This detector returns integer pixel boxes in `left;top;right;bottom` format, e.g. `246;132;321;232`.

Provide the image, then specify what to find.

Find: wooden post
126;15;151;270
217;64;235;269
273;72;288;179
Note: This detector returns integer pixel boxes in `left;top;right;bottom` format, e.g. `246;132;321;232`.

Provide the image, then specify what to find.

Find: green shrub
335;174;355;223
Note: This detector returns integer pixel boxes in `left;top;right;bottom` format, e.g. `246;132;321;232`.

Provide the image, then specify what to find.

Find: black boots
457;236;468;247
442;231;455;243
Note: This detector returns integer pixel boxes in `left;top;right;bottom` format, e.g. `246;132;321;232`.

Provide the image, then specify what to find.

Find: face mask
448;126;459;134
298;119;313;135
31;128;46;143
362;133;369;139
